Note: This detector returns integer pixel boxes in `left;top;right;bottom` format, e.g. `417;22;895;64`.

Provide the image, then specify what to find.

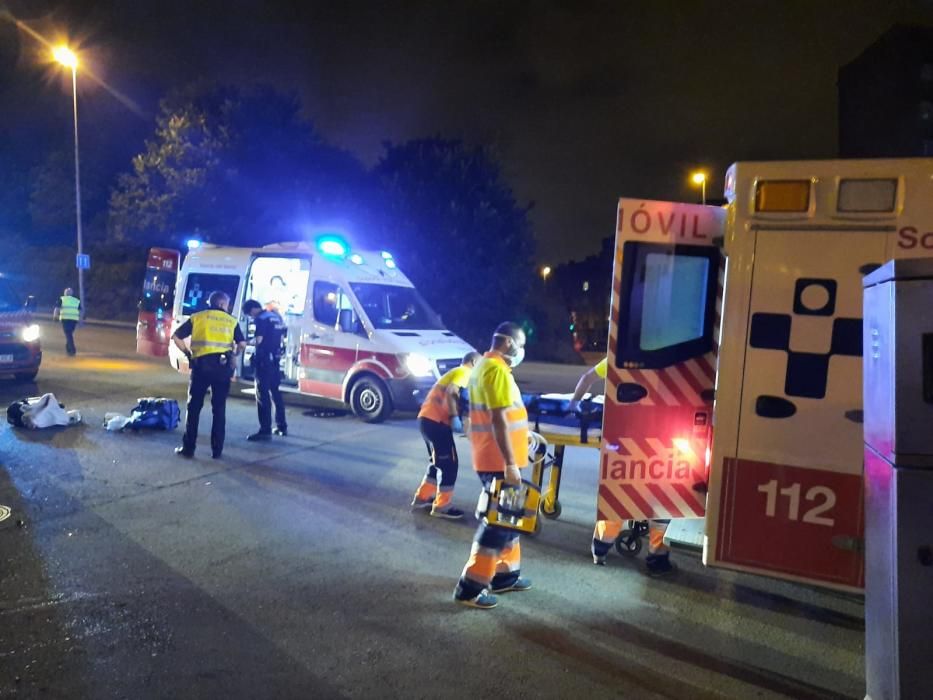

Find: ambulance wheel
15;370;38;382
615;529;642;557
350;376;392;423
541;501;562;519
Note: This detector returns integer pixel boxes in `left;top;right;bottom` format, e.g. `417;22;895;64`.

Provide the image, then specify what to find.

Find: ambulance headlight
404;353;434;377
21;324;40;343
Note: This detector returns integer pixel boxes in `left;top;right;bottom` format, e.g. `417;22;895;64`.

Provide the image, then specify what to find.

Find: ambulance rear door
598;199;724;525
706;225;886;591
136;248;180;357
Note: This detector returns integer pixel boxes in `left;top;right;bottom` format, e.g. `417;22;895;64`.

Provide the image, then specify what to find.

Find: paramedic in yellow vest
52;287;81;356
171;291;246;459
454;322;533;609
410;350;481;519
570;358;674;576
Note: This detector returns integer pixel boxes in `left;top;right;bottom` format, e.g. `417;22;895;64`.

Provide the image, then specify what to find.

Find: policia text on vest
171;292;246;459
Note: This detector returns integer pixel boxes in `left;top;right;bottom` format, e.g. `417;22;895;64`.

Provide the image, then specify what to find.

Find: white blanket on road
21;393;81;429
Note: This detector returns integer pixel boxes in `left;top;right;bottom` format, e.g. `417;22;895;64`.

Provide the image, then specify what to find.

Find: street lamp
52;45;85;316
691;171;707;206
541;265;552;282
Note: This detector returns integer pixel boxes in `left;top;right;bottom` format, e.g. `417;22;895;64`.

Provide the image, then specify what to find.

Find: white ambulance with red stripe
137;236;474;422
602;158;933;592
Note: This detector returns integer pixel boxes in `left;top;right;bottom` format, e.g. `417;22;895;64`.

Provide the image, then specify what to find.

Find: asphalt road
0;322;864;699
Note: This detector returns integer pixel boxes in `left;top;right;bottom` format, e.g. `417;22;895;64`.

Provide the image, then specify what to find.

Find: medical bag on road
125;398;180;431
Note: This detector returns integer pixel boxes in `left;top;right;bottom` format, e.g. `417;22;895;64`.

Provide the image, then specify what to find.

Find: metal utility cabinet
863;259;933;700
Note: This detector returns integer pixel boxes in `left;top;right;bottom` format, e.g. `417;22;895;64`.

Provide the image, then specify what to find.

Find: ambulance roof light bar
754;180;811;213
316;235;348;258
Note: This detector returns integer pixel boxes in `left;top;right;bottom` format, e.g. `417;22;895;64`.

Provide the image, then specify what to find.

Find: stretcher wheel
541;500;562;519
614;529;643;557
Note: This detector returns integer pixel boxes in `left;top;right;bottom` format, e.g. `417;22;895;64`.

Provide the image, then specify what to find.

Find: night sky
2;0;932;262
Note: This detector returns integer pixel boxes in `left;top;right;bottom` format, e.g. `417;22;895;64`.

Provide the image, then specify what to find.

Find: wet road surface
0;323;863;698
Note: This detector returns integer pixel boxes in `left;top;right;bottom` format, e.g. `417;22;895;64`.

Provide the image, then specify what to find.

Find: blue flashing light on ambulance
136;235;475;422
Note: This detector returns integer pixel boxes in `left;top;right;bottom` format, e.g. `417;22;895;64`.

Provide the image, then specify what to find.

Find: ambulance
600;158;933;592
136;237;474;422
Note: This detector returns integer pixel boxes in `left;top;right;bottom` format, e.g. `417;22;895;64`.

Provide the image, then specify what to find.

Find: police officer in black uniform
172;291;246;459
243;299;288;441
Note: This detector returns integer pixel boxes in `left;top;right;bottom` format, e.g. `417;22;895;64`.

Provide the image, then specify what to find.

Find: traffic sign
76;253;91;270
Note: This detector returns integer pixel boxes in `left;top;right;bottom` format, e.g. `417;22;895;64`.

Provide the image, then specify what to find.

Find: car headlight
404;352;434;377
21;324;40;343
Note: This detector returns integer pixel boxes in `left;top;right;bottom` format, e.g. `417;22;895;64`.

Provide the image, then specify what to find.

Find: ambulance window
754;180;810;212
640;254;708;350
837;179;897;213
312;281;341;326
617;242;719;369
181;273;239;315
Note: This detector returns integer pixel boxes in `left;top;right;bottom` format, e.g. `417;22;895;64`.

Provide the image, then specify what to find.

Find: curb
36;313;136;330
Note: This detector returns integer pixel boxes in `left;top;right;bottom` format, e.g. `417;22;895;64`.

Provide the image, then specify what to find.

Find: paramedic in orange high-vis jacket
453;322;533;609
570;358;674;576
410;350;481;519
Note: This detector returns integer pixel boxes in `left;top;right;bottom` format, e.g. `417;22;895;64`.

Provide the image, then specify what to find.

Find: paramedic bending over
570;358;674;576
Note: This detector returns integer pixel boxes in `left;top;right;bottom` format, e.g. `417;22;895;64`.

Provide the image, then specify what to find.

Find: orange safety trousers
454;473;522;601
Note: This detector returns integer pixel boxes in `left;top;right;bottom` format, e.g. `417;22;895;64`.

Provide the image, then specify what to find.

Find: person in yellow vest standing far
570;358;674;576
410;350;481;519
453;322;533;609
52;287;82;356
171;291;246;459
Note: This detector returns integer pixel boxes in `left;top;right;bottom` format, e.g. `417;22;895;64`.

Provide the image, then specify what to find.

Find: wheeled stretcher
522;393;602;522
521;393;654;554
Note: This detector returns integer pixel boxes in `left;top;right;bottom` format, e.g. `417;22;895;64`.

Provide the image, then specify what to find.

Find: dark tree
109;83;373;249
373;138;535;349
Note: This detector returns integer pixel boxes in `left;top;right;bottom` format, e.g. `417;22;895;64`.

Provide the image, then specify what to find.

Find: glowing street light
541;265;552;281
52;45;86;316
691;171;707;206
52;46;78;69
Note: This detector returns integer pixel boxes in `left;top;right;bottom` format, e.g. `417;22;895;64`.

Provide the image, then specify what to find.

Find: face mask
506;345;525;368
495;334;525;368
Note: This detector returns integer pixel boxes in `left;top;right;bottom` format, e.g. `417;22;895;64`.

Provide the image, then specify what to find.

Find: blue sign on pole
76;254;91;270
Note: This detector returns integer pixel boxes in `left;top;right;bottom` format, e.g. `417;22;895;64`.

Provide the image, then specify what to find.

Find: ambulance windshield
350;283;444;331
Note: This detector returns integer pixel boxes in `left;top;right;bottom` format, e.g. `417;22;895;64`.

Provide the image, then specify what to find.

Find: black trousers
419;417;458;488
61;320;77;355
182;354;233;454
255;360;286;433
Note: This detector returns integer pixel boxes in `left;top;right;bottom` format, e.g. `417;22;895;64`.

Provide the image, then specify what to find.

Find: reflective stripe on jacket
468;353;528;472
189;309;238;358
59;296;80;321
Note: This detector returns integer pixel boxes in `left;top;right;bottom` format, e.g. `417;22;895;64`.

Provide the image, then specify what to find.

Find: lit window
755;180;810;212
837;178;897;213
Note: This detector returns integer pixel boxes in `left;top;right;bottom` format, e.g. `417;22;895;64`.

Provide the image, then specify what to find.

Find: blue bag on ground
125;397;180;431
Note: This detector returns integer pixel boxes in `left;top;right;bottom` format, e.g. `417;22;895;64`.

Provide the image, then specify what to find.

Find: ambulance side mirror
337;309;362;335
24;296;37;313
